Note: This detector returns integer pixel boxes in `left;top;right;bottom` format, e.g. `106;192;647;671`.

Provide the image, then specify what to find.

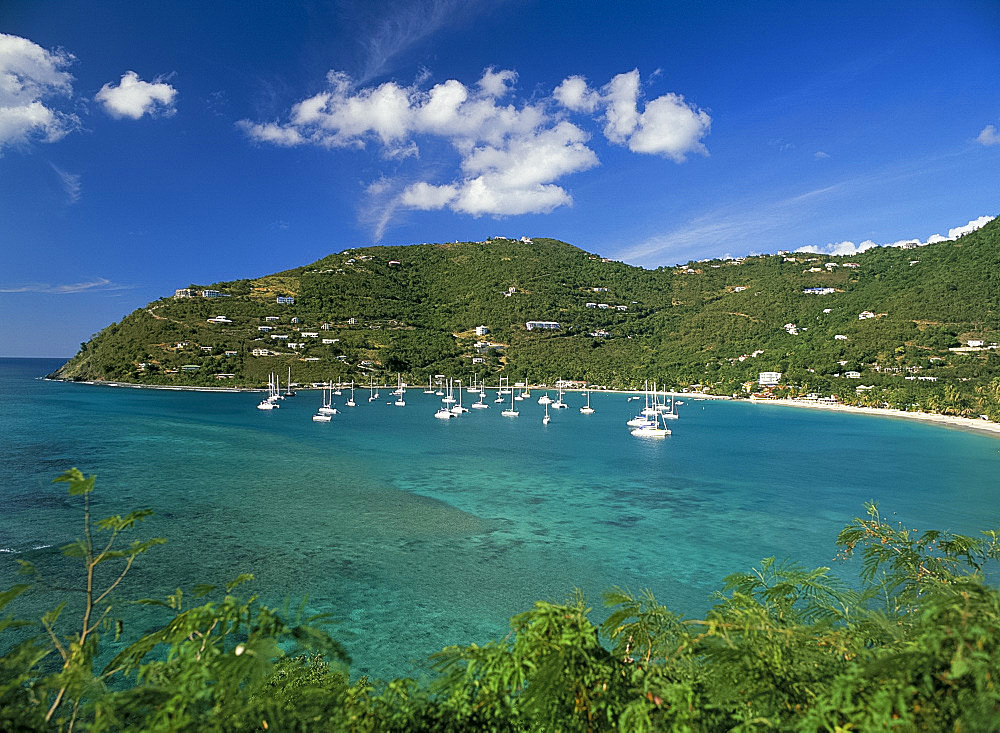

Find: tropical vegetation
53;218;1000;419
1;470;998;730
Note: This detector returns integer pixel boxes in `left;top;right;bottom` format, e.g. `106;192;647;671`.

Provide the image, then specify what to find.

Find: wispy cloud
343;0;492;83
0;278;132;294
50;163;81;203
618;183;844;266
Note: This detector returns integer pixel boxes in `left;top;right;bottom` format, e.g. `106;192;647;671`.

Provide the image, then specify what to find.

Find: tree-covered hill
52;220;1000;416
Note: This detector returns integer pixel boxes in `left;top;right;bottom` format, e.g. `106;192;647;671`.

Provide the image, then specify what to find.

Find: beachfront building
526;321;560;331
758;371;782;386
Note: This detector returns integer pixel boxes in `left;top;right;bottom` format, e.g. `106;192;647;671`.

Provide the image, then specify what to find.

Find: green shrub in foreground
1;470;998;730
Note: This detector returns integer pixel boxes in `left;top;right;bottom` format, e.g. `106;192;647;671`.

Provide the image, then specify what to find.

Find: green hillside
52;221;1000;417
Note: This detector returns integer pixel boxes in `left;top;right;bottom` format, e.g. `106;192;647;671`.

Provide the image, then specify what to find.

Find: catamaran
631;410;670;437
580;391;595;414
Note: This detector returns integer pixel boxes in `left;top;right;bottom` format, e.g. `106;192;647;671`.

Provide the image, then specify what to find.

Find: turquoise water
2;358;999;679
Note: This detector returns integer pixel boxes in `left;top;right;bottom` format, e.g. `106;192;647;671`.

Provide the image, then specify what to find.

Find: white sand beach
749;398;1000;439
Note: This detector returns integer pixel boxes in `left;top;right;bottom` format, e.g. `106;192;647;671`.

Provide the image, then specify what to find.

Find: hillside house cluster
758;372;782;386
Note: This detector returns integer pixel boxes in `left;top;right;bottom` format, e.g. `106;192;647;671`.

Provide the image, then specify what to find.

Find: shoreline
749;397;1000;439
40;377;1000;439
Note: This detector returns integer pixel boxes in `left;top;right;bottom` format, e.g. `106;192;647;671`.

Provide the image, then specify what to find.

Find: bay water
2;358;998;679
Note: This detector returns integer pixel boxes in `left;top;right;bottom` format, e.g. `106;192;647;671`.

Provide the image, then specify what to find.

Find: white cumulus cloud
796;240;879;256
553;69;711;161
798;215;996;255
553;75;600;113
627;92;711;161
0;33;78;152
241;66;708;232
95;71;177;119
945;215;995;239
977;124;999;146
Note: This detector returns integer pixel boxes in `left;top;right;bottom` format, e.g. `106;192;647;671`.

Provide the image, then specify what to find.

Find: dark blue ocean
2;357;998;679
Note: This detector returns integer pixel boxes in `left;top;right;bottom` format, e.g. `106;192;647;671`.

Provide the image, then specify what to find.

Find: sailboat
450;381;469;414
495;376;508;402
537;390;552;405
631;409;670;437
442;377;457;404
467;373;481;393
542;401;551;424
471;390;489;409
285;367;296;397
257;373;281;410
318;381;337;415
345;380;356;407
641;382;658;416
394;374;406;406
424;377;435;394
580;391;595;414
500;387;519;417
314;383;336;421
368;376;379;402
662;391;679;420
551;382;568;409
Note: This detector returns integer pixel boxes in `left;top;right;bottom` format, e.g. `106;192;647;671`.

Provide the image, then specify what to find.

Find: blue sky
2;0;999;357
